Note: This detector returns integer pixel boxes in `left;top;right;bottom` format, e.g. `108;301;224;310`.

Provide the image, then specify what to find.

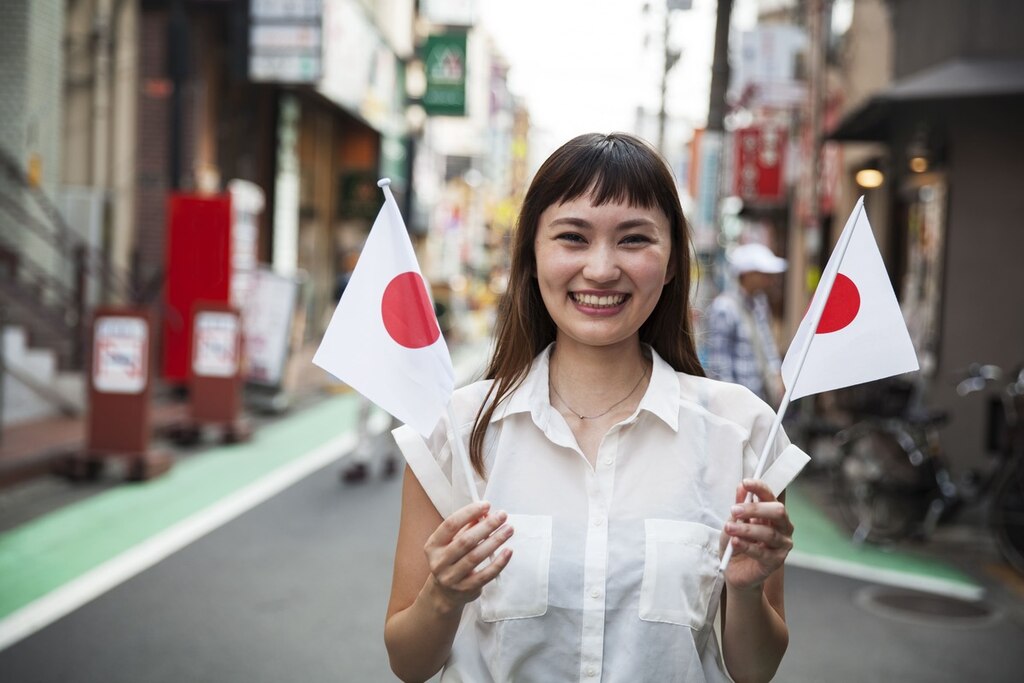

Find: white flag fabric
781;197;919;400
313;180;454;436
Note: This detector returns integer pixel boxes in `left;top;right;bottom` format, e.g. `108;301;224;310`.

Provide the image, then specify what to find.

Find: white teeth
573;293;626;307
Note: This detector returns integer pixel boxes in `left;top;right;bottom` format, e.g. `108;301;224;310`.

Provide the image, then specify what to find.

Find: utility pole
656;9;681;153
706;0;733;134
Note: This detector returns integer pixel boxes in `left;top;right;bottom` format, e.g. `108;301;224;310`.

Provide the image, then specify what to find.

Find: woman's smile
569;290;630;310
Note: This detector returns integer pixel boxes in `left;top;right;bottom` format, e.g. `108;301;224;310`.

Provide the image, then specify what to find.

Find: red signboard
163;193;232;383
733;125;787;204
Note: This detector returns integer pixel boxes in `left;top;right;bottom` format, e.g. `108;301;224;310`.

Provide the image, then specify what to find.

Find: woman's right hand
423;501;514;614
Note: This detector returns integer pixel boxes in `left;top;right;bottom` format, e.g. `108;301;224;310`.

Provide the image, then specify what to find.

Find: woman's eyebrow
546;217;658;230
547;216;592;228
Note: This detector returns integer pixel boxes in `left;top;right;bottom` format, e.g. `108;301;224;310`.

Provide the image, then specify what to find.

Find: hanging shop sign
733;125;787;205
420;0;476;26
249;0;323;83
319;0;401;133
423;32;468;116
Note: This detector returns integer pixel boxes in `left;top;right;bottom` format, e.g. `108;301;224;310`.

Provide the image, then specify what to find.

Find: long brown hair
468;132;704;475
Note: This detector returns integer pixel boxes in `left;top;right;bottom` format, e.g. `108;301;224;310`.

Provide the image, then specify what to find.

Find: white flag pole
718;197;865;572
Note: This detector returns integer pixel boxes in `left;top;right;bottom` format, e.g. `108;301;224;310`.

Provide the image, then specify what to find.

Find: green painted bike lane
0;393;360;619
785;481;983;598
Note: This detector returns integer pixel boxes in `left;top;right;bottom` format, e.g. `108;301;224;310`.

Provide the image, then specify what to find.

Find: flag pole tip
377;178;392;188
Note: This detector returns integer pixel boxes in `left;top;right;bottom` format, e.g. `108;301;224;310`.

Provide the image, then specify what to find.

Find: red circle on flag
817;273;861;334
381;272;440;349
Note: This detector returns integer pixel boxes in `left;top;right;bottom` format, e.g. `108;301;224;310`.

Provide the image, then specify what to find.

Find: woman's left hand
722;478;794;591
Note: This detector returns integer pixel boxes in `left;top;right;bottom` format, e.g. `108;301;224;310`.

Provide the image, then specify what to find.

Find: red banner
733;125;787;204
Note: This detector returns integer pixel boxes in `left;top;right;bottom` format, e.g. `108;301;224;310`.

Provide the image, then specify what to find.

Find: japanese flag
313;180;454;436
781;197;919;400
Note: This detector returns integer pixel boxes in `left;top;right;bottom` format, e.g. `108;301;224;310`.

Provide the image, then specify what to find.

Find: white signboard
93;316;148;394
193;311;240;378
243;269;299;386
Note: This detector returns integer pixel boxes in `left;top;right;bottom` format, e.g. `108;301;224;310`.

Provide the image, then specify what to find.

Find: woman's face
534;191;674;351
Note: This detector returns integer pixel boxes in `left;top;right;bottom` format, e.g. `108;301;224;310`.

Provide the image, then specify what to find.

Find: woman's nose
582;245;620;282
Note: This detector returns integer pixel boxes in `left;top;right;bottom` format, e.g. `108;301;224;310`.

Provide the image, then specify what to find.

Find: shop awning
829;58;1024;141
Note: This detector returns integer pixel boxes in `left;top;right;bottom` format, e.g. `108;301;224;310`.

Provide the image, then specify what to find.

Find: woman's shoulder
676;372;775;428
448;378;497;424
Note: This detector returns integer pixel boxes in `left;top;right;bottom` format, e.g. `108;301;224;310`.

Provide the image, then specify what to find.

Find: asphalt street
2;428;1024;681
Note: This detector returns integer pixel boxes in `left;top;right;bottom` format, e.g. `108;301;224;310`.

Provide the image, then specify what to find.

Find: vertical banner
733;125;787;204
422;32;468;116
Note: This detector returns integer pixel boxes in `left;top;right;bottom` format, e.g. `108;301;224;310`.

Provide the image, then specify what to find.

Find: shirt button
592;517;603;527
590;589;601;599
604;457;614;465
586;667;598;677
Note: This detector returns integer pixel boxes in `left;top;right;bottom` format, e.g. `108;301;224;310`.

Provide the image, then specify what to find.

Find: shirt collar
490;343;680;432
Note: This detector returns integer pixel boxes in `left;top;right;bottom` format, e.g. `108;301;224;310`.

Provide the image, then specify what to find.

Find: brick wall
135;8;171;291
135;7;201;293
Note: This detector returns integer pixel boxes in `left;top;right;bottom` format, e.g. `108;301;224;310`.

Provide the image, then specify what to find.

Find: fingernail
724;522;736;532
742;478;756;486
731;505;744;517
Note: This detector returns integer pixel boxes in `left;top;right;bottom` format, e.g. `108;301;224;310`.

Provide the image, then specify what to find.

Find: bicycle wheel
834;425;933;543
991;458;1024;574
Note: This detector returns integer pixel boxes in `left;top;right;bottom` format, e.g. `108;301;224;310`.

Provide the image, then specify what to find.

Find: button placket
577;432;618;682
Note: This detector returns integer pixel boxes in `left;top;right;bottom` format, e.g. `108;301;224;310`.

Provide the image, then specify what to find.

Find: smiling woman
384;133;810;683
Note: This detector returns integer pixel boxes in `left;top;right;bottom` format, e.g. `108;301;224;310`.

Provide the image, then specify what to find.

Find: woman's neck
549;335;649;403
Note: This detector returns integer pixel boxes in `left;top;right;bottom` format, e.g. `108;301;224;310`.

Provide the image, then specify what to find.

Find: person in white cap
705;242;788;406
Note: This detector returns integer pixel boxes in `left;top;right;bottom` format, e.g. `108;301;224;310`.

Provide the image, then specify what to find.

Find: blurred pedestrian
383;133;807;681
705;243;788;407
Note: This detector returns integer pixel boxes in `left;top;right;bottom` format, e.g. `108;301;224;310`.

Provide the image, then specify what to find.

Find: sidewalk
0;397;190;489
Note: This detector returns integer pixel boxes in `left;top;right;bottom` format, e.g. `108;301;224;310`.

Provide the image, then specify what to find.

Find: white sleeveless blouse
393;345;809;683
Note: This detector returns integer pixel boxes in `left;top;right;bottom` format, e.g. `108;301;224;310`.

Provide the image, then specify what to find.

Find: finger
430;501;491;546
460;548;513;591
731;500;787;523
460;523;514;570
725;520;792;549
734;483;747;508
729;536;788;563
435;511;510;579
741;478;778;502
448;510;509;557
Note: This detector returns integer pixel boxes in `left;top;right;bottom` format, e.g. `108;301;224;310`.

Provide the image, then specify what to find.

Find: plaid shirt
704;290;781;403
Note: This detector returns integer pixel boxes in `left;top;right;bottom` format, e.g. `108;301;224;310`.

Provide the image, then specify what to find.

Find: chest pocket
639;519;721;630
479;514;552;622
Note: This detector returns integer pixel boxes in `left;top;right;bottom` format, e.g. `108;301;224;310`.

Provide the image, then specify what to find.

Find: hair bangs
550;136;664;211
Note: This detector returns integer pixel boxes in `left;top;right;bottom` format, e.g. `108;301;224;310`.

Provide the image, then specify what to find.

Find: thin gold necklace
550;363;649;420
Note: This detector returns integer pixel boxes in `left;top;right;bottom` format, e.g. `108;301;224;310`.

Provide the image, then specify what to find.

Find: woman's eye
621;234;652;245
556;232;586;244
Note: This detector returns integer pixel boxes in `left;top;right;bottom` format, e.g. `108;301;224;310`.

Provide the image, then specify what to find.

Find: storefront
831;58;1024;470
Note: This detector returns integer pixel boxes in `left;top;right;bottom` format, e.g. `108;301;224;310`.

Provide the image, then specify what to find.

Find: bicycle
831;365;1024;574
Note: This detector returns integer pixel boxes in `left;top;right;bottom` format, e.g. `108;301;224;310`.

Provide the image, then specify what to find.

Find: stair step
2;324;77;427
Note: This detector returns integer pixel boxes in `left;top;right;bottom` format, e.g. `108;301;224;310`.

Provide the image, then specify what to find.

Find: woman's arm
384;468;513;682
720;481;792;683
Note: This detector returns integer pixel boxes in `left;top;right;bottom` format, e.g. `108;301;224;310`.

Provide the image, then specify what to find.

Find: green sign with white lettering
423;32;467;116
